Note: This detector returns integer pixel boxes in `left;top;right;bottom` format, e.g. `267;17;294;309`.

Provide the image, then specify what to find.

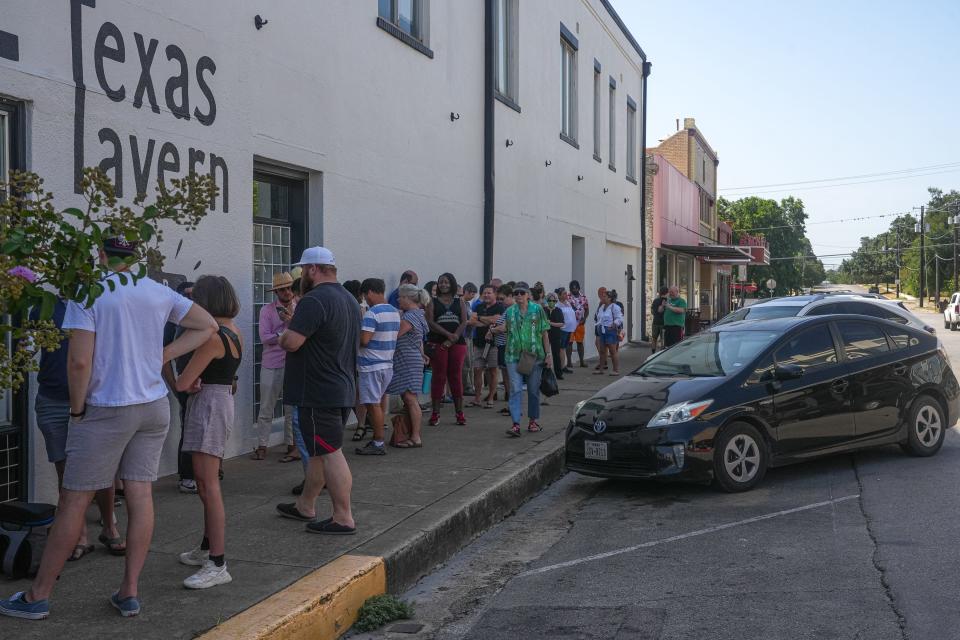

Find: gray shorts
359;369;393;405
183;384;234;458
35;394;70;463
472;342;499;369
62;397;170;491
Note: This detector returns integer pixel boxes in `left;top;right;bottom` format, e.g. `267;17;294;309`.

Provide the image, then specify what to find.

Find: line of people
0;240;629;621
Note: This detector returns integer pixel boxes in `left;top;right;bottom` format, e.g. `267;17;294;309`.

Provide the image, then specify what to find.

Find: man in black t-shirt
468;284;505;407
276;247;360;536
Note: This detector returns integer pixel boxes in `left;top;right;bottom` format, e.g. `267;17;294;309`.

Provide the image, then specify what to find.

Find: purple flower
7;266;38;283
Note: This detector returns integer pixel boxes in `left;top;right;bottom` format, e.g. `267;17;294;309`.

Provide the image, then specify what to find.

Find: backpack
0;502;56;579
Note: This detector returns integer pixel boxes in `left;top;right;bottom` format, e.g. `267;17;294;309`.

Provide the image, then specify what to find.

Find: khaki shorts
62;397;170;491
473;342;499;369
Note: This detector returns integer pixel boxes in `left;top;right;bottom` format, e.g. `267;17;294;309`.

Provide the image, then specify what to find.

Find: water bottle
422;367;433;395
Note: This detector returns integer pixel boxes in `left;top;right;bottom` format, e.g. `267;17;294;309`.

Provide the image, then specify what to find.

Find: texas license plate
584;440;608;461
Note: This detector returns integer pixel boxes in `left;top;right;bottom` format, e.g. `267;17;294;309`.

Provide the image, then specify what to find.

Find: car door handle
892;363;907;376
831;379;849;393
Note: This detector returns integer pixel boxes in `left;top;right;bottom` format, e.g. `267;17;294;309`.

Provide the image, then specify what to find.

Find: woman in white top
594;289;624;376
557;288;578;374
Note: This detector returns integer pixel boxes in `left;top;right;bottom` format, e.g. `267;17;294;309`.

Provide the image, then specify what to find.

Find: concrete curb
200;554;386;640
197;434;567;639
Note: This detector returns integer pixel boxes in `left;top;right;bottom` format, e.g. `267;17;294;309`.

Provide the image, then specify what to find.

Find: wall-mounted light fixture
450;112;461;122
545;160;552;167
505;139;514;147
254;15;269;29
603;187;609;194
577;175;584;181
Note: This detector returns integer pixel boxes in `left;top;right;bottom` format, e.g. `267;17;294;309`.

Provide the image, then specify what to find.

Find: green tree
1;168;217;392
719;195;825;296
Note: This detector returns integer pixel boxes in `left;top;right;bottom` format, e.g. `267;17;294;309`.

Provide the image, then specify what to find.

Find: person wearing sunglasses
496;282;553;436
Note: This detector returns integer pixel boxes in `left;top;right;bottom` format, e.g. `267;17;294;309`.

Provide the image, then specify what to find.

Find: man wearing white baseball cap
276;247;360;534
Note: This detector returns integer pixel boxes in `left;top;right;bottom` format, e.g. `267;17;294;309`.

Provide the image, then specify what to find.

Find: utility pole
896;226;901;298
919;206;926;307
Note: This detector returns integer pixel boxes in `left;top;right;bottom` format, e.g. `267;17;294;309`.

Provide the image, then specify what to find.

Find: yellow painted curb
200;554;386;640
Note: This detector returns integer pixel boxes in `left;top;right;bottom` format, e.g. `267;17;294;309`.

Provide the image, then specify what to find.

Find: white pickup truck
944;293;960;330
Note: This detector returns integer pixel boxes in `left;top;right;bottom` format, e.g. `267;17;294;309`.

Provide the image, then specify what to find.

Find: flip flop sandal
250;447;266;460
498;407;511;416
483;402;494;409
98;534;126;556
351;425;371;441
68;544;95;561
393;440;420;448
466;401;483;408
279;454;301;463
276;503;315;522
305;520;357;535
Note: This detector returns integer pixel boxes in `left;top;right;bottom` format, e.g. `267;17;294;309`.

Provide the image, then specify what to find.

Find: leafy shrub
352;594;415;632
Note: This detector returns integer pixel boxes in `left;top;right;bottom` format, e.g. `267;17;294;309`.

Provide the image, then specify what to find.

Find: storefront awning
662;244;753;264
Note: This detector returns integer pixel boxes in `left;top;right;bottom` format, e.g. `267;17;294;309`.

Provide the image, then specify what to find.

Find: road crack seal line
852;455;908;640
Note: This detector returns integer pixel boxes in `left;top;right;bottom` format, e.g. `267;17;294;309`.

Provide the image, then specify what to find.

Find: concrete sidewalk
5;346;650;639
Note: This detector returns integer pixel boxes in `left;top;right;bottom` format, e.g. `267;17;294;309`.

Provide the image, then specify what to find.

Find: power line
725;168;960;196
720;161;960;191
772;241;960;261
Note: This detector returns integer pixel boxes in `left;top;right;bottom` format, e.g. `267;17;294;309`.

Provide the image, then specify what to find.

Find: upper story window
378;0;433;58
560;23;578;147
699;189;711;225
608;77;616;171
626;96;637;182
494;0;519;109
592;60;601;161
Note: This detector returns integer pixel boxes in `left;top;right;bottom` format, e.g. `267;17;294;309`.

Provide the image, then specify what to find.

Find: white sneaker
179;547;209;566
183;560;232;589
178;479;198;494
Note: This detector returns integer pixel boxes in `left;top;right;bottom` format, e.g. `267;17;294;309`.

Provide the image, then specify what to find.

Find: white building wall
0;0;644;502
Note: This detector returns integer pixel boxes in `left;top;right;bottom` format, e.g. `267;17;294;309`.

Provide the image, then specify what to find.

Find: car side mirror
774;364;804;381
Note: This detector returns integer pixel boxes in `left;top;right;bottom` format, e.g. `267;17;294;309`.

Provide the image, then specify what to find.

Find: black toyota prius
565;315;960;492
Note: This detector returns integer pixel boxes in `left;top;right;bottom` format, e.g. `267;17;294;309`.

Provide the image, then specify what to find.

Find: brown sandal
250;446;266;460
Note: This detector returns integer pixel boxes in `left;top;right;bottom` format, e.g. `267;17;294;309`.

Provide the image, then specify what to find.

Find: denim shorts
35;394;71;463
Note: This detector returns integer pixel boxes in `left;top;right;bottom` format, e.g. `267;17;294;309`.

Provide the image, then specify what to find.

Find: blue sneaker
0;591;50;620
110;591;141;617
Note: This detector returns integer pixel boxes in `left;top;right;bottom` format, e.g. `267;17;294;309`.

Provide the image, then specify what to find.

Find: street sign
766;278;777;291
737;265;747;281
895;278;900;285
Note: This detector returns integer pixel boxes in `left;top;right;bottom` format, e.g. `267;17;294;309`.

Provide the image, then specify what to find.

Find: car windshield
637;330;781;377
717;304;802;325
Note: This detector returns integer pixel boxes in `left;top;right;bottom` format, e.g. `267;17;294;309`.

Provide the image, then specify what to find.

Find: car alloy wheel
915;405;942;447
902;394;946;457
713;422;768;492
724;434;760;483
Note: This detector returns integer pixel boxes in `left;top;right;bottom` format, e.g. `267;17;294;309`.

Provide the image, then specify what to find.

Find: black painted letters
194;56;216;126
94;21;125;102
164;44;190;120
132;33;160;113
157;141;181;185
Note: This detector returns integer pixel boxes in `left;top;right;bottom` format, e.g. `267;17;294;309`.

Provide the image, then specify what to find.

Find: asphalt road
353;289;959;640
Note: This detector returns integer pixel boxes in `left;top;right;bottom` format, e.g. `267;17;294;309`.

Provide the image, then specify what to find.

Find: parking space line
516;494;860;578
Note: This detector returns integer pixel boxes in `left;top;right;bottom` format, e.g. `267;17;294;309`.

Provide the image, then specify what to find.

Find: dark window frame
0;96;28;503
377;0;434;59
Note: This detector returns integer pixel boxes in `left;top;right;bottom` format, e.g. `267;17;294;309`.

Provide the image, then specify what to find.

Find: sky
616;0;960;271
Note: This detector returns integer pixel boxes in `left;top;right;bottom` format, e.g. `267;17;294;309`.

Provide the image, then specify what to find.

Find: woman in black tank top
174;275;243;589
425;273;470;427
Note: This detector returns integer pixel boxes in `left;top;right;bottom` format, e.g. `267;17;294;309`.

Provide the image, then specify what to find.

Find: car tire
713;422;768;492
901;394;946;457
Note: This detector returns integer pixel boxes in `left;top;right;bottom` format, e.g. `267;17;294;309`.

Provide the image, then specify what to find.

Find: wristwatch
70;406;86;418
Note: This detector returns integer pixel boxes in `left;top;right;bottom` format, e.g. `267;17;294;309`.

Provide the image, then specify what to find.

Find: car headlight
647;400;713;428
572;399;588;422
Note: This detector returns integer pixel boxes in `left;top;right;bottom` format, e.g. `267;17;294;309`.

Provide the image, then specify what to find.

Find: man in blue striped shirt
355;278;400;456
